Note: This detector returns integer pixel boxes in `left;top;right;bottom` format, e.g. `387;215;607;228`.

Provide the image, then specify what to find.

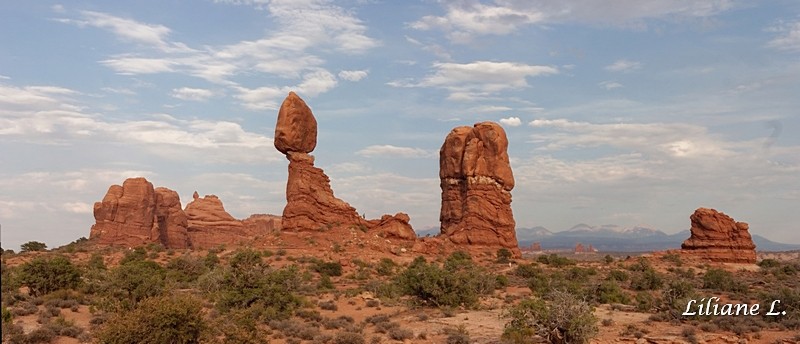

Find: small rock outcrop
275;92;415;239
439;122;521;256
681;208;757;263
90;178;189;248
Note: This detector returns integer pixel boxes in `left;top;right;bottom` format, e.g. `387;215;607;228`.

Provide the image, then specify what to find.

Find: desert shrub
445;325;470;344
20;241;47;253
319;300;338;311
376;258;397;276
322;315;354;330
630;268;663;291
365;299;380;308
87;253;106;270
110;259;166;305
593;280;630;304
661;280;698;320
119;247;147;265
216;250;303;320
661;253;682;266
318;274;335;290
527;271;585;297
496;274;509;289
11;301;38;316
313;260;343;277
604;255;614;264
96;294;207;343
759;287;799;328
18;255;80;296
702;268;746;293
388;327;413;340
536;254;575;267
566;266;597;282
395;255;495;308
166;254;207;284
514;263;541;279
607;269;629;282
204;251;220;268
757;259;781;268
334;331;365;344
496;248;513;264
503;290;598;344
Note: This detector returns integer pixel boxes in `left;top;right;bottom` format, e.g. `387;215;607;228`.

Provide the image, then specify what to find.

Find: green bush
630;268;663;291
217;250;303;320
110;259;166;305
702;268;746;293
95;294;207;344
313;261;343;277
376;258;397;276
536;254;575;267
395;255;495;308
20;241;47;253
496;248;513;264
18;255;80;296
119;247;147;265
166;254;207;283
503;290;597;344
514;263;541;279
593;281;630;304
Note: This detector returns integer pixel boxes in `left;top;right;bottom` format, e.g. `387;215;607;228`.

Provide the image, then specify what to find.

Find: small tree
18;256;80;296
496;248;513;264
20;241;47;252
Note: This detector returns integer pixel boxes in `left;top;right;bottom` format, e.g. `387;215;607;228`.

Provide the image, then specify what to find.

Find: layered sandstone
681;208;757;263
90;178;189;248
90;178;280;249
282;151;367;231
439;122;520;256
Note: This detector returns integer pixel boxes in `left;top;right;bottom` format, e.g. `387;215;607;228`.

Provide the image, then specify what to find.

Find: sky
1;0;799;250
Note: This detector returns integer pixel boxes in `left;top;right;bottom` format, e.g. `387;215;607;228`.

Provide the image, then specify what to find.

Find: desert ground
2;230;798;344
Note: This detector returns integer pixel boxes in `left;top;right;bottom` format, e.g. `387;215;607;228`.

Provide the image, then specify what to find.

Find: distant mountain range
413;224;799;252
516;225;800;252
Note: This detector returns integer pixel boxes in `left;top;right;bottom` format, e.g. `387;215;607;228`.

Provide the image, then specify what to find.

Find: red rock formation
90;178;189;248
370;213;416;240
531;242;542;252
154;187;190;249
439;122;520;256
91;178;281;249
275;92;413;238
681;208;757;264
575;243;585;253
282;151;367;231
587;244;595;252
274;92;317;154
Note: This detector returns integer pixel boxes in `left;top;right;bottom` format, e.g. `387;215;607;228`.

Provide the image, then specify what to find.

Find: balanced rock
439;122;520;256
681;208;756;263
90;178;189;248
370;213;417;241
274;91;317;154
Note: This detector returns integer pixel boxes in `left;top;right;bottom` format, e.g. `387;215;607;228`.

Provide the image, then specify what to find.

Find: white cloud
338;70;368;82
62;202;93;214
356;145;434;159
171;87;214;101
231;69;337;110
0;83;281;164
411;1;737;41
58;11;193;53
766;20;800;52
605;59;642;72
499;116;522;127
101;57;176;74
469;105;513;112
389;61;557;101
0;75;10;80
599;81;623;89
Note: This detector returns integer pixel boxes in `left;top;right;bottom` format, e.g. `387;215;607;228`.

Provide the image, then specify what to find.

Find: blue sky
1;0;799;250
